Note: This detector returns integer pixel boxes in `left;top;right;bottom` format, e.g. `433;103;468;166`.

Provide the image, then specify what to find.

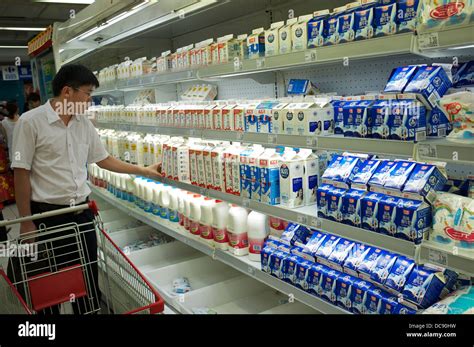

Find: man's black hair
26;92;40;103
5;101;18;119
52;64;99;97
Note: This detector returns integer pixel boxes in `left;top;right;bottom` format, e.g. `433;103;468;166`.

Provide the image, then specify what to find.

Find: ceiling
0;0;90;63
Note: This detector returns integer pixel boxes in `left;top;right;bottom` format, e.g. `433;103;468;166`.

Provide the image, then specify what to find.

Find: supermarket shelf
152;176;418;259
417;24;474;56
419;240;474;277
417;139;474;167
90;184;349;314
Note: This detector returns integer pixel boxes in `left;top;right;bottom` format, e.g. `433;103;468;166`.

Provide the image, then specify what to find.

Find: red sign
430;2;465;20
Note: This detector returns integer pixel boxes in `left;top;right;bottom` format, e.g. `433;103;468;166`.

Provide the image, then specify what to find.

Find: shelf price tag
304;50;317;63
310;217;321;228
268;134;277;144
428;248;448;267
419;32;440;50
296;214;307;225
236;132;244;140
233;57;242;72
199;187;207;196
306;137;317;147
187;70;193;78
242;199;251;208
418;143;437;158
256;58;265;69
247;266;256;276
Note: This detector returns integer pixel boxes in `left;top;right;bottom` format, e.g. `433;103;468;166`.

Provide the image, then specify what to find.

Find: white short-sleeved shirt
11;101;109;205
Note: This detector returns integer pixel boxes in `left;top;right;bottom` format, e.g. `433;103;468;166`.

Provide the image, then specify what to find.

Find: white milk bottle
120;174;128;200
247;211;269;262
144;179;155;213
177;190;186;229
183;192;195;232
189;194;203;237
159;185;171;220
137;177;147;209
168;188;180;223
152;182;163;216
212;200;229;250
125;175;135;203
226;204;249;256
199;198;215;244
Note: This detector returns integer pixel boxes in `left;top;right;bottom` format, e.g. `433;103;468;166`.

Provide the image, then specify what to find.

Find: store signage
28;26;53;56
2;66;19;81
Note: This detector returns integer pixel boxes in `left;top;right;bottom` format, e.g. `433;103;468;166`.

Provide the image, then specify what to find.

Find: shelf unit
90;184;349;314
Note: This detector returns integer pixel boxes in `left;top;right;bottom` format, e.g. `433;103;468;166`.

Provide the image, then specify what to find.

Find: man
10;64;160;314
26;92;41;111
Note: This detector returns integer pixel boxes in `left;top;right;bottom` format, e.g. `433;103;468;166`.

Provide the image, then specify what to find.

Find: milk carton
334;274;357;310
343;243;372;277
261;245;278;273
362;287;386;314
231;146;245;196
280;254;300;284
394;198;432;244
373;1;397;37
341;189;366;227
323;154;366;188
203;144;215;189
353;99;376;138
280;223;311;247
211;144;227;191
293;257;315;290
256;101;279;134
378;295;402;314
369;98;392;139
284;102;315;136
269;250;289;278
247;28;265;59
384;256;415;294
349;159;382;190
361;192;385;231
222;104;236;131
402;265;446;309
327;238;356;272
314;235;341;266
326;187;346;222
176;143;191;183
307;10;330;48
354;0;376;40
259;149;282;205
239;147;253;199
291;14;313;51
279;18;297;54
384;65;419;93
370;251;398;287
306;263;327;296
404;65;453;109
427;107;452;138
319;268;340;303
387;99;426;141
270;102;287;134
342;100;360;137
337;2;360;43
203;104;216;130
317;184;334;218
383;160;417;191
368;160;397;188
396;0;420;33
217;34;235;64
377;195;404;235
244;101;261;133
312;97;335;136
301;231;327;260
350;279;374;314
332;99;347;135
279;150;305;208
248;146;265;201
324;7;344;45
403;163;447;202
265;21;285;57
357;247;384;281
212;103;225;130
196;144;207;188
297;149;320;206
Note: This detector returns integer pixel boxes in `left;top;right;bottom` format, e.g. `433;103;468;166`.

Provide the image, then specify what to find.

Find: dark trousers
8;199;100;314
0;210;7;242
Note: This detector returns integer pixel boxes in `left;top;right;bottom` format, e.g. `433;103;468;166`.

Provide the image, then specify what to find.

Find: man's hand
20;221;37;243
142;163;162;178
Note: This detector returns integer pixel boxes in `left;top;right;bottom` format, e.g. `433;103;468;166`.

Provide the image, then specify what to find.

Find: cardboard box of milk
337;2;360;44
249;147;265;202
312;97;335;136
307;10;330;48
279;18;297;54
195;144;207;188
247;28;265;59
283;101;318;136
203;144;215;189
394;198;432;244
203;104;216;129
244;102;261;133
265;21;285;57
222;104;236;131
271;102;287;134
211;144;227;191
279;151;305;208
299;149;320;206
233;103;246;132
256;101;279;134
291;14;313;52
259;149;282;205
239;146;253;199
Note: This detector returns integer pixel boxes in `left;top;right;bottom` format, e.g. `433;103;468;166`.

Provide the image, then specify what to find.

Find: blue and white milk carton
337;2;361;43
362;287;386;314
427;106;452;138
247;28;265;59
244;102;261;133
256;101;280;134
369;98;391;139
307;9;330;48
268;249;289;278
342;100;360;137
326;187;346;222
321;154;344;183
327;238;356;272
315;235;341;266
385;255;415;294
324;7;344;45
343;243;373;277
360;192;385;231
341;189;367;227
353;98;376;138
281;254;302;284
368;160;397;188
396;0;420;33
280;223;311;247
377;195;405;235
302;230;327;260
319;268;340;303
370;251;399;286
279;150;305;208
394;198;432;244
402;265;447;309
248;146;265;202
327;154;367;188
403;163;447;202
332;99;347;135
239;146;254;199
259;148;282;205
378;294;400;314
349;159;382;190
373;0;397;37
393;303;417;314
357;247;384;281
317;184;334;218
298;148;321;206
354;0;377;40
384;65;420;93
404;65;453;109
383;160;417;191
306;263;327;296
293;257;315;290
387;98;427;141
312;97;335;136
292;14;314;52
350;279;374;314
335;274;358;310
261;243;280;273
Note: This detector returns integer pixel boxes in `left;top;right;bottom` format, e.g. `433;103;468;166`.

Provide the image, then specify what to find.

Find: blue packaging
293;258;315;290
350;279;374;314
362;287;386;314
404;65;453;109
396;0;420;33
302;230;327;259
317;184;334;218
332;100;347;134
377;292;399;314
244;113;259;133
370;251;399;286
377;195;404;235
385;256;415;294
384;65;419;93
349;159;382;189
321;155;345;182
335;274;358;310
327;238;356;271
453;61;474;88
342;101;360;137
280;254;301;284
393;303;417;314
268;250;289;278
337;3;360;43
402;265;447;308
261;245;278;273
323;10;342;45
307;11;329;48
343;243;372;276
306;263;327;296
353;100;375;138
360;192;385;231
319;268;340;303
368;160;396;187
373;2;397;37
326;187;346;222
403;163;448;201
357;247;384;280
280;223;311;246
341;189;366;227
384;160;417;190
239;148;254;199
394;198;432;244
315;235;341;264
334;155;366;185
427;107;452;137
387;100;427;141
354;0;376;40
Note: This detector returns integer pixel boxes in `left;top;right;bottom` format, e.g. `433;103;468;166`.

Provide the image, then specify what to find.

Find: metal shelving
419;240;474;277
90;184;349;314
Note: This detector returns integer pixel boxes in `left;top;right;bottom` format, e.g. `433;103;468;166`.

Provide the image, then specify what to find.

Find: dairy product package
247;28;265;59
342;100;359;137
341;189;366;227
417;0;472;32
377;195;405;235
239;146;255;199
343;243;373;277
280;223;312;247
360;192;385;231
402;265;447;308
368;160;397;188
279;18;297;54
317;184;334;218
244;102;260;133
438;91;474;142
300;230;327;260
249;147;265;201
423;286;474;314
369;251;398;286
349;159;382;190
354;0;376;40
427;106;452;138
393;303;418;314
353;99;376;138
453;61;474;88
431;192;474;249
403;163;448;201
265;21;285;57
324;6;344;45
279;151;305;208
305;263;327;296
292;14;313;51
268;249;289;278
384;65;420;93
256;101;280;134
384;256;415;294
281;254;301;284
314;235;341;266
319;267;340;303
357;247;384;281
326;187;346;222
337;2;360;43
396;0;420;33
232;103;246;132
284;102;317;136
307;10;330;48
300;149;320;206
387;99;427;141
383;160;417;191
210;145;227;191
334;274;357;310
394;198;432;244
293;257;315;290
350;279;374;314
404;65;453;109
373;1;397;37
361;287;387;314
368;98;391;139
271;102;287;134
259;149;282;205
327;238;356;272
332;99;347;134
322;154;366;188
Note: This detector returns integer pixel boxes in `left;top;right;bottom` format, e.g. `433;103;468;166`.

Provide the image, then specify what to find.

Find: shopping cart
0;201;164;315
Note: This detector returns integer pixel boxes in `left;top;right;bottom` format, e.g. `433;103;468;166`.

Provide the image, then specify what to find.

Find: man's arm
14;168;37;236
96;155;161;178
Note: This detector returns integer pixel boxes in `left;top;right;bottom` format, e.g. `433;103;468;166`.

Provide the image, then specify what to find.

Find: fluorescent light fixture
33;0;95;4
448;44;474;50
0;27;46;31
0;45;28;48
59;48;65;53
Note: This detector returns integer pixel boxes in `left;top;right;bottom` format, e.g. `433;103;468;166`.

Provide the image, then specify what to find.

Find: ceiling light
33;0;95;4
0;27;46;31
0;45;28;49
448;44;474;50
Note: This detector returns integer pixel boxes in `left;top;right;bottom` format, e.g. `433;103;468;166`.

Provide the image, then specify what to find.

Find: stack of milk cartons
283;96;334;136
239;145;265;200
259;148;284;205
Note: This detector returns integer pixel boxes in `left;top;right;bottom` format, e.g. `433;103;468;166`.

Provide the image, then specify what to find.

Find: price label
256;58;265;69
233;57;242;72
242;199;251;208
418;143;437;158
310;217;321;228
247;266;256;276
296;214;307;224
187;70;193;78
236;132;244;140
419;32;440;50
428;249;448;266
306;137;317;147
268;134;277;144
304;51;317;62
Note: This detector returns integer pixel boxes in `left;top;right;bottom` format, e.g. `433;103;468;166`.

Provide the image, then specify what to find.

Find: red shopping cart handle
88;200;99;216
